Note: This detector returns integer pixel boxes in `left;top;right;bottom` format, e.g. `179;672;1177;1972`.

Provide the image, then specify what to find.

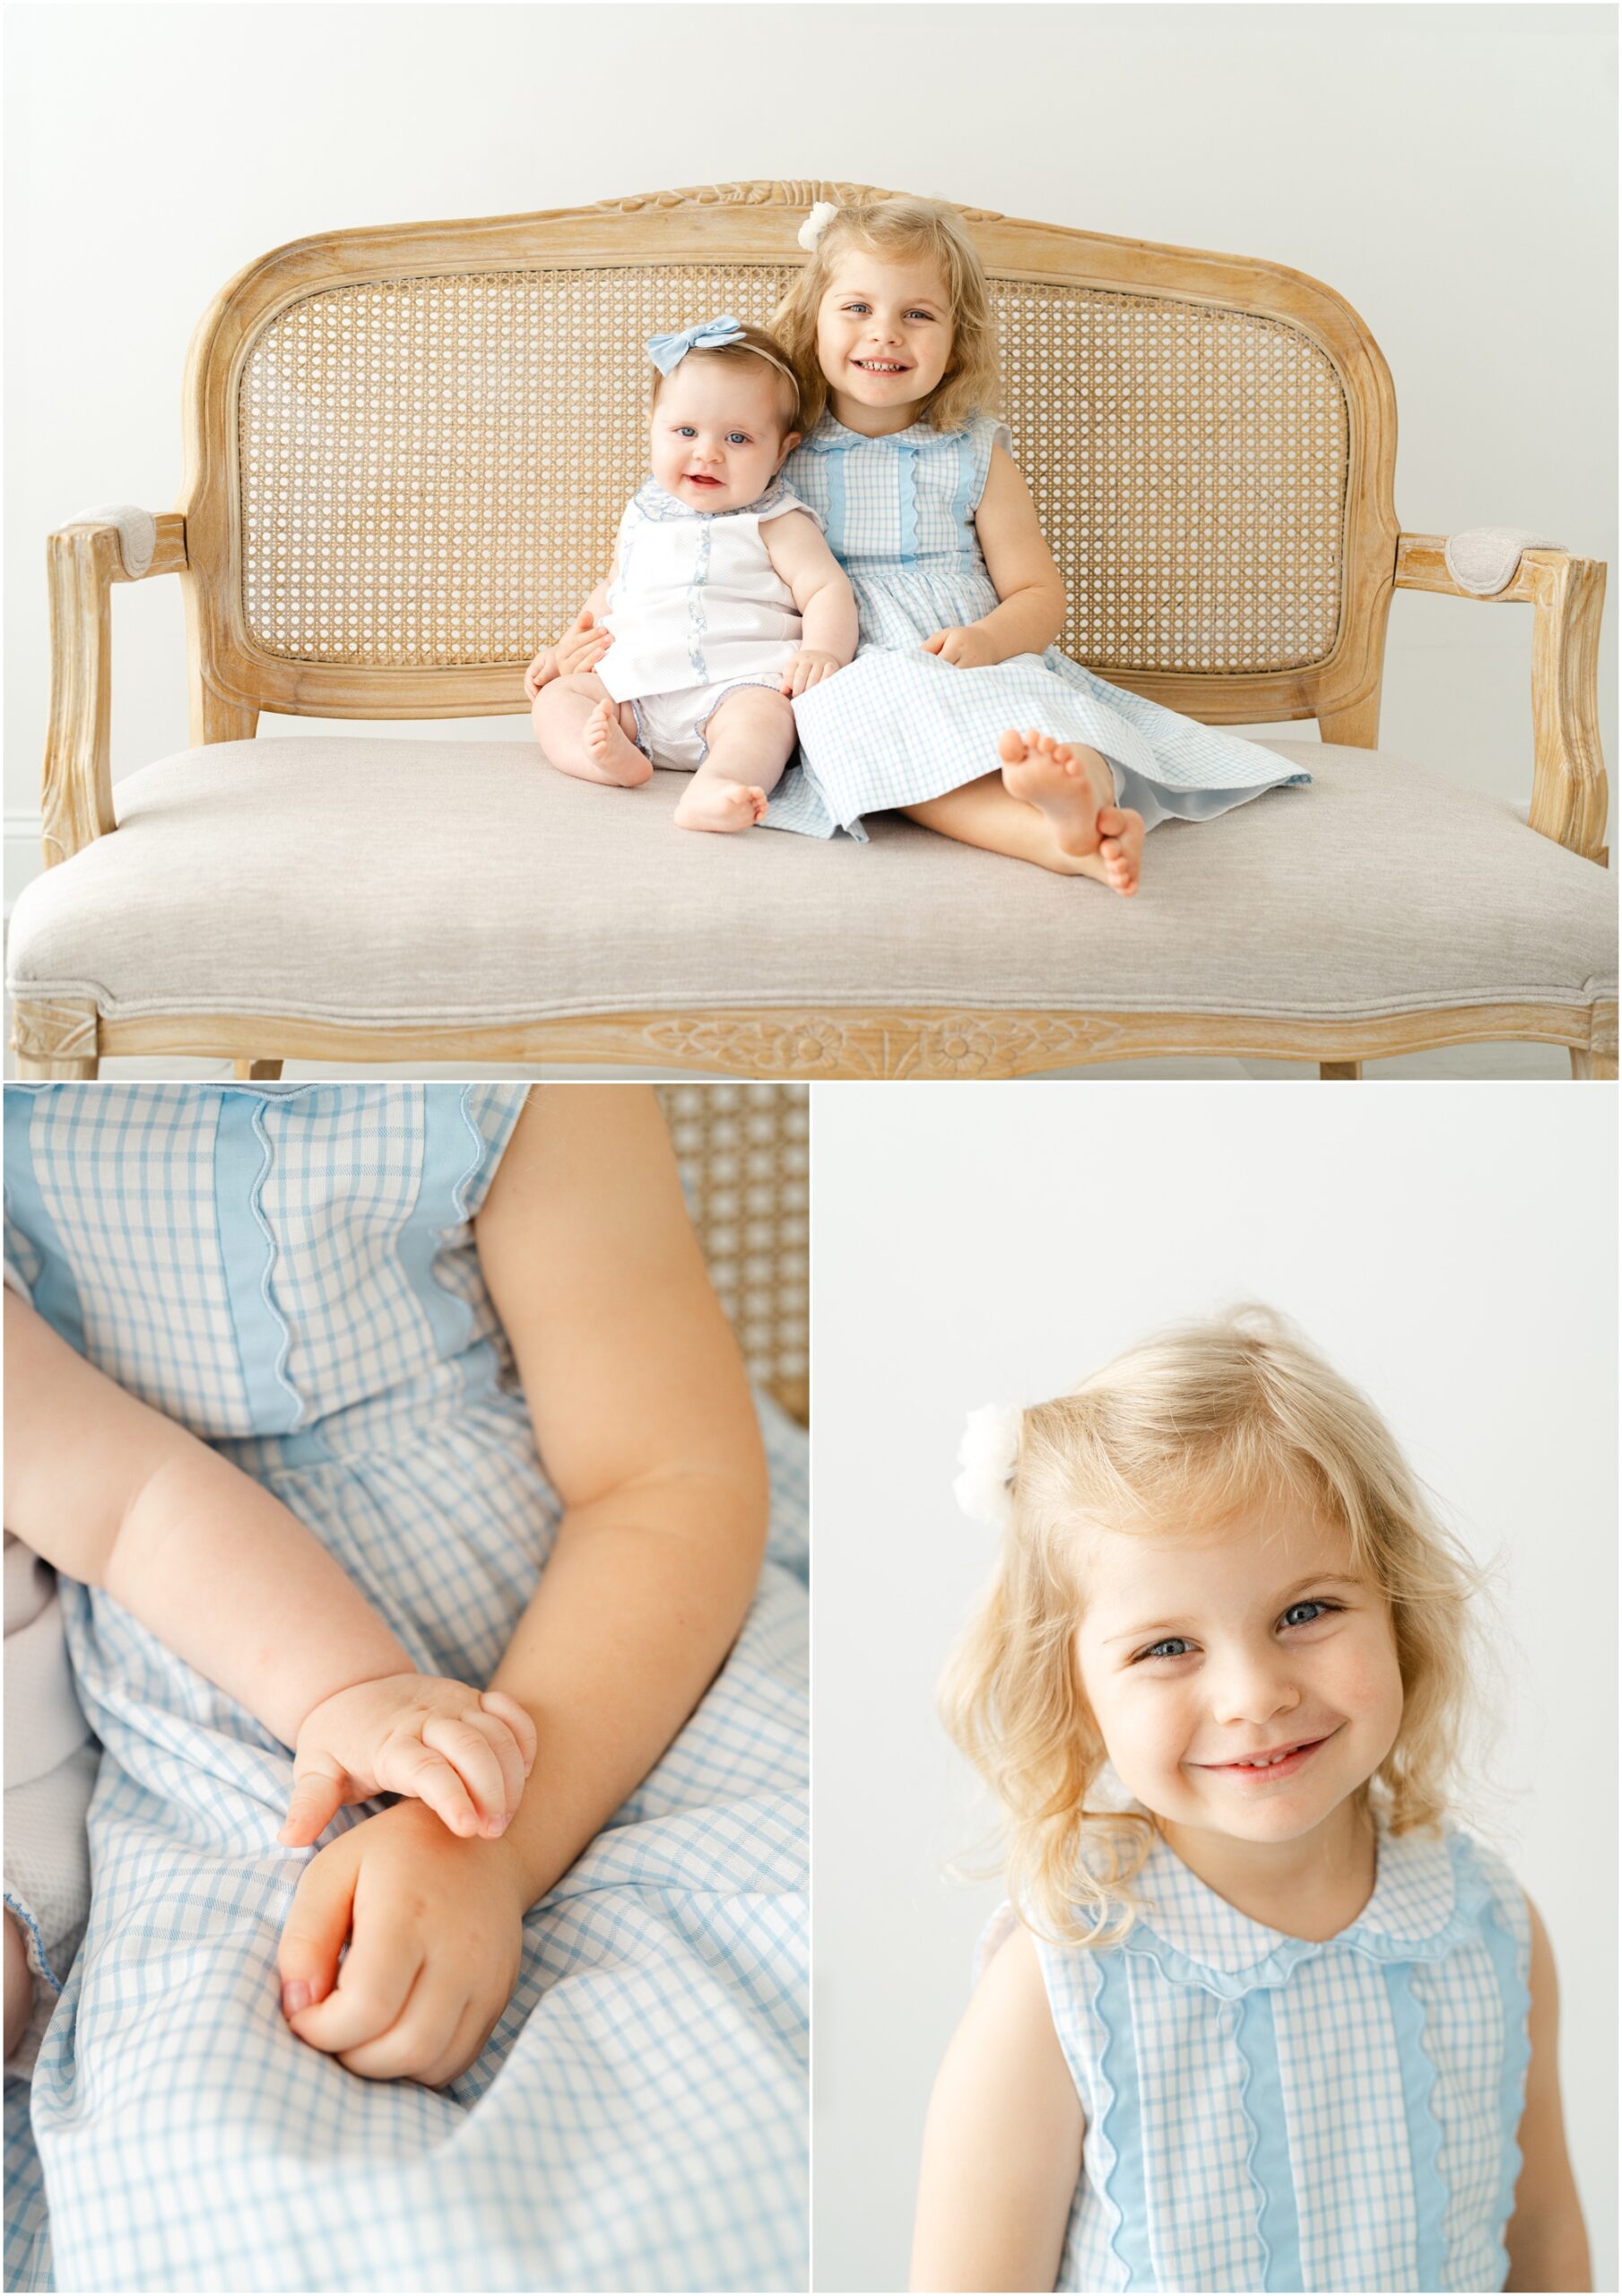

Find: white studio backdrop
810;1083;1617;2292
4;2;1616;910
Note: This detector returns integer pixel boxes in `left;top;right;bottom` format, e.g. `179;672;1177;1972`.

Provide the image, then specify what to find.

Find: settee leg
234;1060;283;1080
1319;1061;1362;1080
1570;1050;1618;1080
11;996;99;1079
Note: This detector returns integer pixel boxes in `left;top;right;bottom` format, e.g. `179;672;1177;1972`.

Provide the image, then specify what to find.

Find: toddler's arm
763;510;859;695
1505;1897;1591;2291
277;1084;769;2083
911;1924;1082;2292
922;445;1067;668
3;1291;534;1845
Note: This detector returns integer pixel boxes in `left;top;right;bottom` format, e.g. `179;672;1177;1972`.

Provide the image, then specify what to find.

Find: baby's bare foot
673;778;769;834
1077;804;1146;897
997;727;1117;859
582;700;652;787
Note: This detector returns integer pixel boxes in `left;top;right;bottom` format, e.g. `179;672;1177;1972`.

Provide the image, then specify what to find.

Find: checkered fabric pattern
765;413;1309;841
1003;1821;1531;2292
3;1083;808;2292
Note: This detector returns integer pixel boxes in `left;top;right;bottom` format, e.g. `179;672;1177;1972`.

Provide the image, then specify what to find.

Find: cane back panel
182;182;1398;728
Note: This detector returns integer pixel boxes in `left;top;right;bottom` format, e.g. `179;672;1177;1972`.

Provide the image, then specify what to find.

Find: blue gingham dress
766;413;1310;840
984;1817;1531;2293
3;1083;808;2294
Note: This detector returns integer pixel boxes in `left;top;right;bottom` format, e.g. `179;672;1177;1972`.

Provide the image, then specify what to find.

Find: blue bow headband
646;314;748;376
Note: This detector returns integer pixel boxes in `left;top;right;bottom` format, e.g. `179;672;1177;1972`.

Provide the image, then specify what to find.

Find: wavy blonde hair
769;196;1002;436
940;1308;1488;1947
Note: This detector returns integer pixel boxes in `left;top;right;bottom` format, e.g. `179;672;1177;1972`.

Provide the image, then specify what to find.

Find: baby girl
525;316;857;832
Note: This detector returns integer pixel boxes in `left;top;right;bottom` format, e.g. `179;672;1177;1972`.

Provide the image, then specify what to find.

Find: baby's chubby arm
923;445;1067;668
3;1291;535;1846
911;1924;1082;2292
764;509;859;696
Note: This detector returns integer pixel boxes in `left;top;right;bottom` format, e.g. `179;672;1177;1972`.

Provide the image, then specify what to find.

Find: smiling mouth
853;359;909;374
683;474;724;486
1197;1730;1336;1774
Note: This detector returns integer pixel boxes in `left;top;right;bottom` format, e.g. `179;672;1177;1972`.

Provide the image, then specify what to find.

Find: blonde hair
650;323;803;435
940;1308;1488;1948
770;196;1002;435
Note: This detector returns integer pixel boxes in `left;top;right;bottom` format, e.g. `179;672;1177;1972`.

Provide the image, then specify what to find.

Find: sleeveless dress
982;1816;1531;2293
766;413;1310;842
2;1083;808;2294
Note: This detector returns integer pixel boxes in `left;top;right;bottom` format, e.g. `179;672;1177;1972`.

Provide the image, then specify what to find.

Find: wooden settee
9;180;1614;1079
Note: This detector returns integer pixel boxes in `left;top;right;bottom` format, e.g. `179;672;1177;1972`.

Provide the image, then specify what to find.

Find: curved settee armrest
42;509;188;865
1394;532;1609;863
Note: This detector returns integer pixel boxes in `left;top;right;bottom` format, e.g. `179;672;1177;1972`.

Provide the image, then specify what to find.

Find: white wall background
4;1;1616;919
811;1083;1617;2292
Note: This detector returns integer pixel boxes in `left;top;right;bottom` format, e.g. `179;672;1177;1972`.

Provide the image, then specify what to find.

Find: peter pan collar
800;412;970;453
630;477;792;522
1111;1815;1490;1998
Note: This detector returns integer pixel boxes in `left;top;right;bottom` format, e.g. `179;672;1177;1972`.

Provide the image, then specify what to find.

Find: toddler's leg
4;1908;33;2060
532;674;652;788
673;688;798;834
902;729;1145;891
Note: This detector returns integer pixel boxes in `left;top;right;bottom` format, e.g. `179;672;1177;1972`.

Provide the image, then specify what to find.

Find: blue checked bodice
782;411;1010;651
996;1817;1531;2293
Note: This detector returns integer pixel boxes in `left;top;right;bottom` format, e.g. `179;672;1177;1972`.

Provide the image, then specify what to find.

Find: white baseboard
4;817;43;916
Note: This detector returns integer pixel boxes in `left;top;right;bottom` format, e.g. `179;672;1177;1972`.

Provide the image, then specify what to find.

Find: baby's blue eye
676;425;696;438
727;432;750;446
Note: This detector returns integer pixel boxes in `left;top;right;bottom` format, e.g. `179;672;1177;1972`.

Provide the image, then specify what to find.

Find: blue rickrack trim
213;1091;307;1438
896;446;919;568
629;478;793;524
1120;1832;1494;1999
1480;1886;1532;2292
1383;1957;1451;2289
1234;1985;1305;2291
1091;1950;1154;2291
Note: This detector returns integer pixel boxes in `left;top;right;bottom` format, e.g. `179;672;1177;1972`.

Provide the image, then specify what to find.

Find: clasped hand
922;623;1000;668
525;607;614;697
282;1675;537;1846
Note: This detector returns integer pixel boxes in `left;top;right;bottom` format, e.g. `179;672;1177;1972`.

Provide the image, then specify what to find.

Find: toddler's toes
997;728;1027;764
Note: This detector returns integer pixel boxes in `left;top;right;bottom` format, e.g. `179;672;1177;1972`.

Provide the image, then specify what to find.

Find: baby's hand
922;624;999;669
524;648;557;700
552;607;614;680
281;1677;537;1848
780;648;846;698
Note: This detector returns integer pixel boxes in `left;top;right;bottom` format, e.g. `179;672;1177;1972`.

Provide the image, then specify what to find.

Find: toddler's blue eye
1281;1599;1339;1629
1137;1637;1193;1664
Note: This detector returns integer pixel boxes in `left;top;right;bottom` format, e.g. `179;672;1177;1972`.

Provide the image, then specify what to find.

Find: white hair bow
798;202;838;254
953;1404;1023;1531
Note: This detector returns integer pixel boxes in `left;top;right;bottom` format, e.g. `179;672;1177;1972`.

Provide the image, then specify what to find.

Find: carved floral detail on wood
594;182;1004;222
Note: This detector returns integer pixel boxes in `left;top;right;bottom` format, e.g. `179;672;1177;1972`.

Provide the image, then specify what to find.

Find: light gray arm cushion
1443;526;1566;597
65;503;157;579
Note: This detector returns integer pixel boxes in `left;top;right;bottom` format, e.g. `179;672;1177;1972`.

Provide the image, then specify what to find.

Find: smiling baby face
649;355;800;511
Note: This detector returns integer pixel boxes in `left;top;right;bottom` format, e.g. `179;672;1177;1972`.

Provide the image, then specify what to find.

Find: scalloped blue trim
1480;1885;1532;2292
949;426;978;553
395;1087;489;1405
1122;1831;1493;1998
1383;1958;1449;2288
824;440;850;560
896;445;919;568
1091;1950;1153;2290
802;413;972;453
1233;1985;1303;2291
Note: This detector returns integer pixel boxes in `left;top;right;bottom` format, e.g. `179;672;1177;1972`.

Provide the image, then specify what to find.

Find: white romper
598;478;821;770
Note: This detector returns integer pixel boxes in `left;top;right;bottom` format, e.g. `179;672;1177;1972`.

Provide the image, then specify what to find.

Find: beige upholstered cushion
6;738;1615;1029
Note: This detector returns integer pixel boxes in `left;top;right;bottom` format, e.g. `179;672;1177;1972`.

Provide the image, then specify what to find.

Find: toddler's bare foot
996;727;1117;859
673;778;770;834
1077;805;1146;896
582;700;652;788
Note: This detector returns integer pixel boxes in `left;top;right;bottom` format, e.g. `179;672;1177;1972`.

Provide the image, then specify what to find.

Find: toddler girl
525;317;856;832
915;1310;1588;2293
4;1082;808;2293
765;198;1310;891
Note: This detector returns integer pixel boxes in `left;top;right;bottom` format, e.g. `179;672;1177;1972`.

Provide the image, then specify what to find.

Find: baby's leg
902;730;1145;891
673;687;798;834
4;1908;33;2060
532;674;652;788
